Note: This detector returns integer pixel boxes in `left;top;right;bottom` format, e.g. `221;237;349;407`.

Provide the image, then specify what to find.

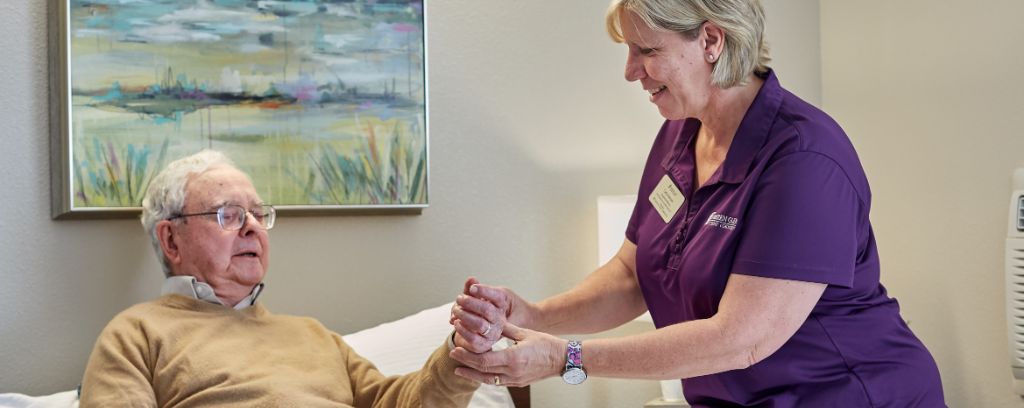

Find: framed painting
49;0;428;219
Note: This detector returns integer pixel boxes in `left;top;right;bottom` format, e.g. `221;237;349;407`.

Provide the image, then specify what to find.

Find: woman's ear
701;21;726;62
156;220;182;268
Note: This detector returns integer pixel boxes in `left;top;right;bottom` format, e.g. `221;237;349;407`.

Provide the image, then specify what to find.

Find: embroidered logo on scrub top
705;212;738;230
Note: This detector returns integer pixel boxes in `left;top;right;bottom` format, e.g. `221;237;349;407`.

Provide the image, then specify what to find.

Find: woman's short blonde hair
606;0;770;88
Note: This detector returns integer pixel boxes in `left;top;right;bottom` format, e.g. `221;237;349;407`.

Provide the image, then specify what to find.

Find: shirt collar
718;69;783;184
161;276;264;310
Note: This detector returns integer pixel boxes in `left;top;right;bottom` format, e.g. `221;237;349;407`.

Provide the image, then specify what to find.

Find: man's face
168;166;270;305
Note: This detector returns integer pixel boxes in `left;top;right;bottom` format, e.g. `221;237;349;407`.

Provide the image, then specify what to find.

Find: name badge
649;174;684;223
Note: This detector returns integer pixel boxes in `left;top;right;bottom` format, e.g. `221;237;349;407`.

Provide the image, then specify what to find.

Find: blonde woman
449;0;945;406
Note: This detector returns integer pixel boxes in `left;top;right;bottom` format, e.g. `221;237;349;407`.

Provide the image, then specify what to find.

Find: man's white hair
141;150;236;277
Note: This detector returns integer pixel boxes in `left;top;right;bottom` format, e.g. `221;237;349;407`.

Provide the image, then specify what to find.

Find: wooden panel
508;385;530;408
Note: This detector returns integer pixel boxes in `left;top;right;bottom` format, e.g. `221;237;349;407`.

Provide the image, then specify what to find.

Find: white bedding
0;391;78;408
342;302;513;408
0;302;512;408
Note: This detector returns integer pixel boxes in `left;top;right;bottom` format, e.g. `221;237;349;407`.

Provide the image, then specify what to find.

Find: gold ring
493;375;501;386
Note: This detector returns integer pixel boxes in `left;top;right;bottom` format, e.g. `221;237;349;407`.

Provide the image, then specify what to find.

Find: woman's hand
450;322;566;388
450;277;534;353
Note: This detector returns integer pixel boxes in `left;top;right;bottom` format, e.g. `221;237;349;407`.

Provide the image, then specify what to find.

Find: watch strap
565;340;583;369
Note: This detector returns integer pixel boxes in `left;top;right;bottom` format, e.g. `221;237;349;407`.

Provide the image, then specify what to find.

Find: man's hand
450;278;506;353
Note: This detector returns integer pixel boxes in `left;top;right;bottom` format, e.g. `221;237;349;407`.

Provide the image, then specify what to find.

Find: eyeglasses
169;204;276;231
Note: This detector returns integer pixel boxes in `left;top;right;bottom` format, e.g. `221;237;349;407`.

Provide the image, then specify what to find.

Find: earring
708;54;716;62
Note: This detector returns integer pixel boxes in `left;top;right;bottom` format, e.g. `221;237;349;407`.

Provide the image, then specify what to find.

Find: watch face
562;367;587;385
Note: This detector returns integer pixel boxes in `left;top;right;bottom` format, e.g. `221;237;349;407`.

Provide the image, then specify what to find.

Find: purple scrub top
626;70;944;407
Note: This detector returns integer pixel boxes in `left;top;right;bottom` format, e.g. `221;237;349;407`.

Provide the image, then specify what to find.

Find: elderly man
80;150;480;407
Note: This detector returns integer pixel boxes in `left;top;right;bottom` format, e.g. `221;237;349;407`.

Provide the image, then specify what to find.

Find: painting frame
49;0;430;219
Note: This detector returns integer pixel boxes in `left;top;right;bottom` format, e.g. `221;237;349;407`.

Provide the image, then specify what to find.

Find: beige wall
1;0;816;406
821;0;1024;406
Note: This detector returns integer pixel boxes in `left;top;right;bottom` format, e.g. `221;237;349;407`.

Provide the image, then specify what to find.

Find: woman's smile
647;85;669;102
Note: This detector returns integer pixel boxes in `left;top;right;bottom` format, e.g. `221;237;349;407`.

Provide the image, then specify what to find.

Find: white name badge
649;174;685;223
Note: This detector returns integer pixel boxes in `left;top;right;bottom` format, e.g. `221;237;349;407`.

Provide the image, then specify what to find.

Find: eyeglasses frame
168;204;276;231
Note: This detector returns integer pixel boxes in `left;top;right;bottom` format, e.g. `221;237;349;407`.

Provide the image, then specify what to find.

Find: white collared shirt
161;276;264;310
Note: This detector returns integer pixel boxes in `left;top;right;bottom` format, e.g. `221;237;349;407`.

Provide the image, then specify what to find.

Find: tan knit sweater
80;295;478;408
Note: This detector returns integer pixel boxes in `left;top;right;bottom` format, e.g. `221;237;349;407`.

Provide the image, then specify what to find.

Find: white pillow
0;390;79;408
342;302;514;408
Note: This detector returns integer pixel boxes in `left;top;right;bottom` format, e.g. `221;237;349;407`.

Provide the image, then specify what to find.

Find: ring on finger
481;324;492;337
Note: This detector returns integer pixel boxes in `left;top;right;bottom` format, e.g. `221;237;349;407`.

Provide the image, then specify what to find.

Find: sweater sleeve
79;314;158;408
343;338;479;408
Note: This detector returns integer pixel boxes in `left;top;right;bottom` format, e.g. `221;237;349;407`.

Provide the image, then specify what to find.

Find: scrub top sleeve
732;152;862;288
625;196;641;245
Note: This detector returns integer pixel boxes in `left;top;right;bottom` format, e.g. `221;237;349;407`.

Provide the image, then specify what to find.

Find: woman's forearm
585;318;748;380
582;274;825;380
533;240;646;334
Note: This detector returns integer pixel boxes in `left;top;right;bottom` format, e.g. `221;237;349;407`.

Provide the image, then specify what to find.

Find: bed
0;302;528;408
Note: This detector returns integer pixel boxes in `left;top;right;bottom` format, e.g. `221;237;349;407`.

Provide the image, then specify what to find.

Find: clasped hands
448;278;567;388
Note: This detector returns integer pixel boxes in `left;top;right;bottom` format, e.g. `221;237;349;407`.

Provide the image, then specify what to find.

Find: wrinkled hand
450;322;566;388
450;276;509;354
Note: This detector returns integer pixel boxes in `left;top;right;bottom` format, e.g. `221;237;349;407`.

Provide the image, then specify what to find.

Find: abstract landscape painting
51;0;427;217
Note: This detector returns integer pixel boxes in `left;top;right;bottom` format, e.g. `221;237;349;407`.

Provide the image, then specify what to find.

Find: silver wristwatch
561;340;587;385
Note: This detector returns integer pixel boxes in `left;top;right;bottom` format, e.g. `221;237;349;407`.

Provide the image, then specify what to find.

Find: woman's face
619;10;714;120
